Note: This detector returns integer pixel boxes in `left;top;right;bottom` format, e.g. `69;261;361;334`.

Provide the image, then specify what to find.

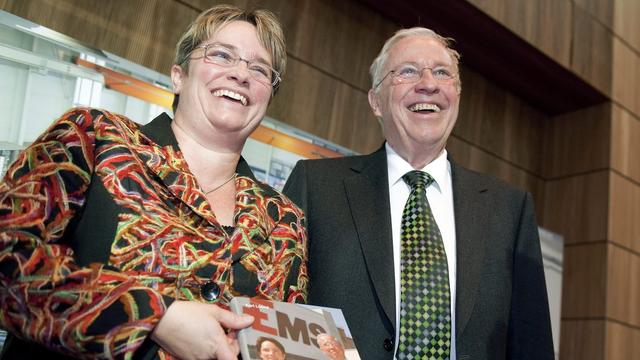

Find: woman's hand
151;300;254;360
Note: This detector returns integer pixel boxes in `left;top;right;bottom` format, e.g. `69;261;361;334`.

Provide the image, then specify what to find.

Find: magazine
229;297;361;360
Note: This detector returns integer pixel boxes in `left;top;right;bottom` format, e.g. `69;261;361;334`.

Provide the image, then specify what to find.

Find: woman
0;5;307;360
256;337;286;360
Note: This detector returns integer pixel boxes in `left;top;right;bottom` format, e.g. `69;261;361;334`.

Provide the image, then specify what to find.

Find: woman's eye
209;50;232;61
250;65;270;77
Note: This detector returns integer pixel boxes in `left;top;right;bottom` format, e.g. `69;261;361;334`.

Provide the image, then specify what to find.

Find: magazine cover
229;297;361;360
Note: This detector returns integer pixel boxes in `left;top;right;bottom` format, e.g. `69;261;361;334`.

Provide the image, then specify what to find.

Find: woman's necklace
204;173;236;195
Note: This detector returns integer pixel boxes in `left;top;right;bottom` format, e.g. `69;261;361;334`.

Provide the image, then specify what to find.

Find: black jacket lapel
451;162;489;338
343;146;396;327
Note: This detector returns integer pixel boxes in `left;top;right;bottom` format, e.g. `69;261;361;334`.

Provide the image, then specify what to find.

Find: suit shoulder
294;153;377;174
297;153;368;167
452;163;528;198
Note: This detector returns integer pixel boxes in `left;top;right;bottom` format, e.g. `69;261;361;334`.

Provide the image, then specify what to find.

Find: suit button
200;282;220;301
383;338;393;352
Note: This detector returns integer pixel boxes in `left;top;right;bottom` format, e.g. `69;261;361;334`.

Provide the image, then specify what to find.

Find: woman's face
171;20;274;143
259;340;285;360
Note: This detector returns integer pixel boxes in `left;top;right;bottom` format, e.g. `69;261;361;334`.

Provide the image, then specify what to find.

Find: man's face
368;36;460;160
318;334;346;360
259;340;285;360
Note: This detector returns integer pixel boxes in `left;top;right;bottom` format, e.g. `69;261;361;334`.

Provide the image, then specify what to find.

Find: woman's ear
171;64;185;94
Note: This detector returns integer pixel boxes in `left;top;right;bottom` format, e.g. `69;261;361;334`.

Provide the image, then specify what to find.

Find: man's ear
171;64;185;94
368;89;382;118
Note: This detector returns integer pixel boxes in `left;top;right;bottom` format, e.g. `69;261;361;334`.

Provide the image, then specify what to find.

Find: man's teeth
408;103;441;113
213;89;247;106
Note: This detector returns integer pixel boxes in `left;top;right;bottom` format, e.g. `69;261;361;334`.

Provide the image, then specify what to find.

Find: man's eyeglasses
186;43;281;87
375;63;457;89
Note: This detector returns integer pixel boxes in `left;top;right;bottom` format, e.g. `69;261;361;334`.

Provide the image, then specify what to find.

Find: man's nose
415;68;439;92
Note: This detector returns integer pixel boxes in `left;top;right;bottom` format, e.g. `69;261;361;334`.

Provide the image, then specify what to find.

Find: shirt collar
140;112;180;148
385;142;450;192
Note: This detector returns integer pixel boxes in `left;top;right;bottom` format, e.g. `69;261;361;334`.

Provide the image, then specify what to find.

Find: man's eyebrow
395;60;453;67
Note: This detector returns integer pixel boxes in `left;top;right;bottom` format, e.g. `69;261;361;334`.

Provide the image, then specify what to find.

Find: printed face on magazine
259;339;286;360
317;333;346;360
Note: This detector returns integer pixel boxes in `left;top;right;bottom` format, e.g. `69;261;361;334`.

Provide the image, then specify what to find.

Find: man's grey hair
369;27;461;92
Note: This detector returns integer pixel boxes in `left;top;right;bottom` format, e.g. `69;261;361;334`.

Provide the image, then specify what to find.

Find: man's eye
397;66;419;77
433;68;452;78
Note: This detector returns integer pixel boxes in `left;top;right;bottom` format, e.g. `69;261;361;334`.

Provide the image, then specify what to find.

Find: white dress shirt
386;143;457;359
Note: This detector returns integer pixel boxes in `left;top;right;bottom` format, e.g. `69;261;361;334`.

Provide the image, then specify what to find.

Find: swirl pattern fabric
0;108;308;359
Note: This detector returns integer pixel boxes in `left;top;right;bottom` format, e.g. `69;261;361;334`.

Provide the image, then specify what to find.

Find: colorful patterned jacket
0;108;308;359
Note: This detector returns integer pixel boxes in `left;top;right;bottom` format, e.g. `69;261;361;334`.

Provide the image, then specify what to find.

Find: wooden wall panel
612;37;640;117
269;58;333;137
560;320;605;360
267;58;382;154
561;243;607;318
608;172;640;254
606;244;640;327
542;171;608;244
571;4;613;96
447;136;545;214
181;0;250;11
604;321;640;360
611;104;640;182
466;0;572;68
513;0;573;69
613;0;640;53
1;0;197;75
455;66;546;176
543;103;611;179
254;0;395;152
259;0;396;92
573;0;614;30
328;82;383;153
468;0;617;101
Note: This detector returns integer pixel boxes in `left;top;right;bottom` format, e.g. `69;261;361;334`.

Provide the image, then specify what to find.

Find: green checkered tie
398;170;451;360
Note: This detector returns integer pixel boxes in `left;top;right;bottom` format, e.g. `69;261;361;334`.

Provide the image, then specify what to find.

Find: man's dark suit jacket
283;146;554;360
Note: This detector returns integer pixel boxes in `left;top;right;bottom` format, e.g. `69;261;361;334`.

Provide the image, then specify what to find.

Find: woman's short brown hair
256;336;286;355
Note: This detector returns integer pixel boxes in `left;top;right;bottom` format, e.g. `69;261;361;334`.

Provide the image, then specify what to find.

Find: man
283;27;554;360
317;333;346;360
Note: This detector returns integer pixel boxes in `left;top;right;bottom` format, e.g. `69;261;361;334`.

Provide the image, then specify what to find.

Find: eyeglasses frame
183;43;282;88
374;63;457;89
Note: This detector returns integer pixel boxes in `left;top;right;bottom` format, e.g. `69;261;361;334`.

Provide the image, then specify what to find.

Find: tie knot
402;170;433;190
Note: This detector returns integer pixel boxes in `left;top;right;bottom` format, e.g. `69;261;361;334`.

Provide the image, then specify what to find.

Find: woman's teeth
213;89;247;106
